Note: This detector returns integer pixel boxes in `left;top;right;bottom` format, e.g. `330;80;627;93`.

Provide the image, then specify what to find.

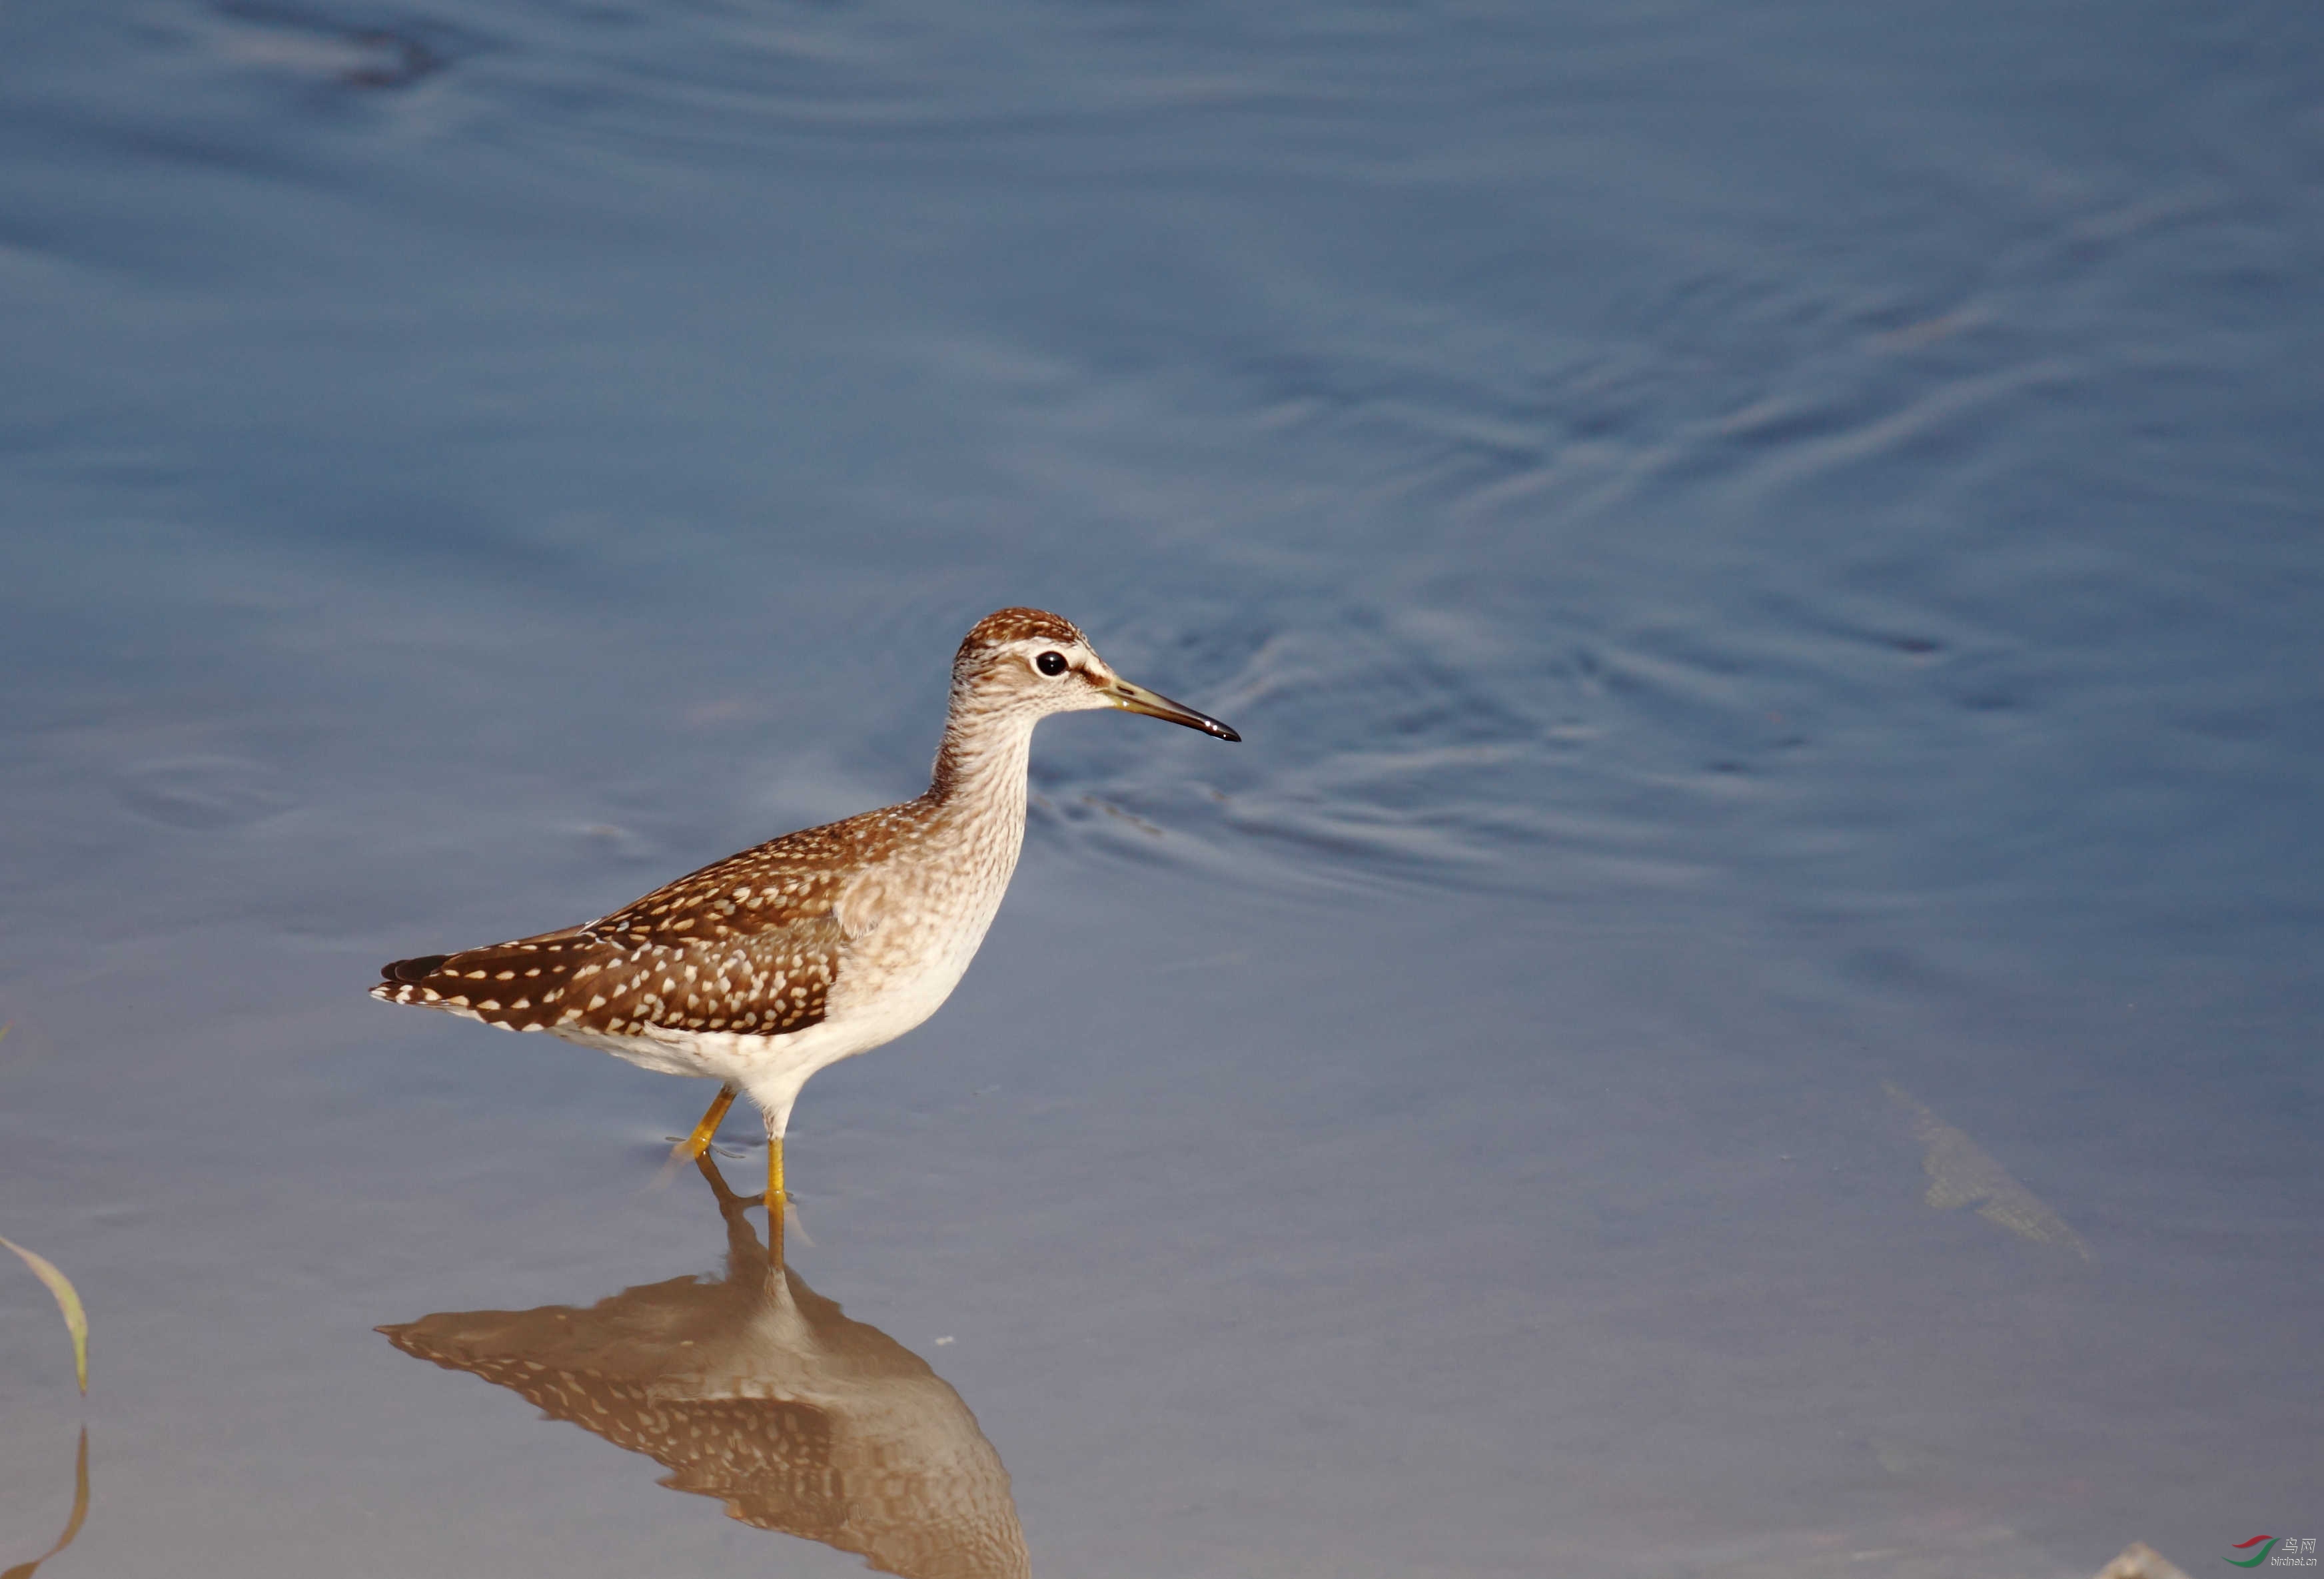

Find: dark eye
1035;651;1069;676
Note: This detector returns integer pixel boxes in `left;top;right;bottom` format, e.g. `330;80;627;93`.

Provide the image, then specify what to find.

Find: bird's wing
372;820;870;1037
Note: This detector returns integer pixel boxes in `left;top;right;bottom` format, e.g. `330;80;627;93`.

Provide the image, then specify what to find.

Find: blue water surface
1;1;2319;1575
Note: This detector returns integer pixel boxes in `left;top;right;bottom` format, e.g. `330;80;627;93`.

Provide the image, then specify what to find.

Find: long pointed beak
1102;676;1241;742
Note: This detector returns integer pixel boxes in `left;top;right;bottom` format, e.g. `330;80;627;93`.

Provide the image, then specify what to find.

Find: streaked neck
927;698;1037;826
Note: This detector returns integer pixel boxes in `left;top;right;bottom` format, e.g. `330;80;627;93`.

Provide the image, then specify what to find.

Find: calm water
3;1;2320;1574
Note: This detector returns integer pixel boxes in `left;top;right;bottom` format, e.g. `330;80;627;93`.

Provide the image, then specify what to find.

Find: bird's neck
925;698;1037;834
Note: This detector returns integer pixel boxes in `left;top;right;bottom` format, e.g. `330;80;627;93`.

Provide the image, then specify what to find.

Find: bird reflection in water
378;1156;1029;1579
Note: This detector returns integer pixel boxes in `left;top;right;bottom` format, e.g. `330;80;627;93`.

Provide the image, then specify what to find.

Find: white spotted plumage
372;609;1239;1155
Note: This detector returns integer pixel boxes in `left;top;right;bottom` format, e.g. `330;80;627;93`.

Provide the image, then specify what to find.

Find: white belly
528;766;1025;1135
547;881;1002;1135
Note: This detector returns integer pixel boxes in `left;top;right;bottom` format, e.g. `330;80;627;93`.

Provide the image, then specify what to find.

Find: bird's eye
1035;651;1069;677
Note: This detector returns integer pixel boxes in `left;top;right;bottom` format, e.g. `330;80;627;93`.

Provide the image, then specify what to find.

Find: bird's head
949;608;1240;740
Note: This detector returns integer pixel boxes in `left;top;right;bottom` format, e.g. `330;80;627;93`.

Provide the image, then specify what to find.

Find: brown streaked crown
956;608;1085;658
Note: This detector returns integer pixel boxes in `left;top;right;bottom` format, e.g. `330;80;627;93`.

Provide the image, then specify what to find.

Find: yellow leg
672;1084;739;1162
766;1135;789;1265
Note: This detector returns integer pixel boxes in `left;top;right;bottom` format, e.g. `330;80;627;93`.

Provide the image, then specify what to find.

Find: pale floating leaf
0;1237;89;1392
2092;1541;2191;1579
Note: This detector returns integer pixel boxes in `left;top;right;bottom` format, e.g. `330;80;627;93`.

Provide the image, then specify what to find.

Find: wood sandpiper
372;608;1239;1215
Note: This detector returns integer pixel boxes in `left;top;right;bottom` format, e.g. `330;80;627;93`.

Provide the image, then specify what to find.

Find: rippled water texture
3;1;2319;1574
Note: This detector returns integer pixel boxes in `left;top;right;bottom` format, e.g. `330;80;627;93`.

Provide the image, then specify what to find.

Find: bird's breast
827;817;1021;1032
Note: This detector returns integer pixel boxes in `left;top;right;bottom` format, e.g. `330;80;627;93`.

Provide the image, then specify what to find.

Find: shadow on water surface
378;1155;1029;1579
